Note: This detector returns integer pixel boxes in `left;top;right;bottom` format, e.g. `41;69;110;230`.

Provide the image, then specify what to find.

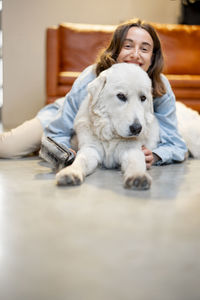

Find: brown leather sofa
46;22;200;111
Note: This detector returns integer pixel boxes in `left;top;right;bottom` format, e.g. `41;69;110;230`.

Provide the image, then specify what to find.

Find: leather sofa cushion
59;23;115;72
59;71;81;85
166;74;200;88
155;24;200;75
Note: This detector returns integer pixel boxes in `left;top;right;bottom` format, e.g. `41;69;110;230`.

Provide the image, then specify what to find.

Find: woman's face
117;27;154;72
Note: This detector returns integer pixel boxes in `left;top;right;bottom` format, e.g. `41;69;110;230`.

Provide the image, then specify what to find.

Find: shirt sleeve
152;74;188;165
43;65;96;148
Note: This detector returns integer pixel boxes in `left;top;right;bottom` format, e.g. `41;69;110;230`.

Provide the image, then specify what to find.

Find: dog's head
87;63;155;141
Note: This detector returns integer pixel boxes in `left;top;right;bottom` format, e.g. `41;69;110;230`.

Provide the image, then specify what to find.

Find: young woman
0;19;187;168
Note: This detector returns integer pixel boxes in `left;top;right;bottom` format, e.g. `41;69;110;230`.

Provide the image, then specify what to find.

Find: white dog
56;63;159;190
56;63;200;190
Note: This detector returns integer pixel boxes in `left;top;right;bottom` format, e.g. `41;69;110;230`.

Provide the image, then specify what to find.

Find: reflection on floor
0;156;200;300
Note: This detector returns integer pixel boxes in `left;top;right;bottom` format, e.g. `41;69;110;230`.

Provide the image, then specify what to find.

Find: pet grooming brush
39;136;75;170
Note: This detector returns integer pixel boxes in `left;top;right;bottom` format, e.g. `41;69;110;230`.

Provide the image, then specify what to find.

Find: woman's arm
43;65;96;149
152;74;188;165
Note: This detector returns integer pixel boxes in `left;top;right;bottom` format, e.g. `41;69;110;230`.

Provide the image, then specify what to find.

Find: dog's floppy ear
145;91;155;125
87;71;107;104
149;92;154;114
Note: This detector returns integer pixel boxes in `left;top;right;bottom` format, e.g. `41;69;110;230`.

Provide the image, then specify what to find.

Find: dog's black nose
129;122;142;135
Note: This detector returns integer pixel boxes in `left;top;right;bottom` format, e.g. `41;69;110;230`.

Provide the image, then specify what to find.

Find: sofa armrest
46;27;59;101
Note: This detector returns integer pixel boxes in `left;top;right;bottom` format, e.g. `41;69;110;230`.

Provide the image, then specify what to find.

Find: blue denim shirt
37;64;187;165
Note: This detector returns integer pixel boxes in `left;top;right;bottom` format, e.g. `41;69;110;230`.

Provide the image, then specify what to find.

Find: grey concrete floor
0;156;200;300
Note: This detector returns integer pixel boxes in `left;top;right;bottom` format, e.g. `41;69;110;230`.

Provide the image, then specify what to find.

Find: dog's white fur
176;101;200;159
56;63;200;190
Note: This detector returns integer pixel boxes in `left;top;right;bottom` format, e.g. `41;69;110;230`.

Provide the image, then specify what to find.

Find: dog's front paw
124;173;152;190
56;167;84;186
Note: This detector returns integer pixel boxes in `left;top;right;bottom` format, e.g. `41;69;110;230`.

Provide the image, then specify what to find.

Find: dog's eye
117;93;127;102
140;95;146;102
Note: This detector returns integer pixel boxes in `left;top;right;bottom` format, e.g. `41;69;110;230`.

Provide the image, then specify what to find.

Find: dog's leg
121;149;152;190
56;147;101;186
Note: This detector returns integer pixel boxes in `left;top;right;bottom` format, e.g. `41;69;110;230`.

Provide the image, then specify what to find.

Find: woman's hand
142;146;154;169
142;146;161;169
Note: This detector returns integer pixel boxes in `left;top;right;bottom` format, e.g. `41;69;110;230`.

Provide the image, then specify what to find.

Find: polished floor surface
0;156;200;300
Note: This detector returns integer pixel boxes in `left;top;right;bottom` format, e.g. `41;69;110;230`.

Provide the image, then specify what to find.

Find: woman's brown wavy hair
95;18;166;98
